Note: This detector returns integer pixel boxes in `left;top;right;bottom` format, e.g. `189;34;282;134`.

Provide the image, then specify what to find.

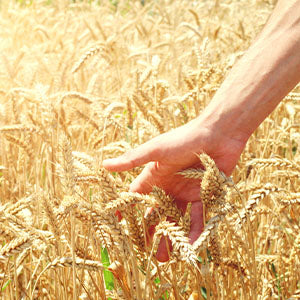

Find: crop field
0;0;299;299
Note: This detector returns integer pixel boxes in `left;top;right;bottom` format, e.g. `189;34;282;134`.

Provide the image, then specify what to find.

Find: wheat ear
247;157;300;172
235;183;283;229
280;193;300;207
177;168;204;179
193;214;225;254
60;134;75;196
0;236;32;260
31;256;104;299
154;220;199;268
151;186;182;223
72;43;107;73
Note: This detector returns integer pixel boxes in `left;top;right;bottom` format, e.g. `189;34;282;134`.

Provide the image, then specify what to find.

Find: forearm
197;0;300;144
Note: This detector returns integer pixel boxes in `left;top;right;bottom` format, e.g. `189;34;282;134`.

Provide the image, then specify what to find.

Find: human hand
103;117;247;261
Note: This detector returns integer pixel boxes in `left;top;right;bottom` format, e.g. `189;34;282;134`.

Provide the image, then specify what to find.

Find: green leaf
159;290;169;300
154;277;160;284
201;287;207;299
101;248;114;290
270;263;282;298
292;145;297;155
206;249;212;262
2;280;11;292
271;263;277;277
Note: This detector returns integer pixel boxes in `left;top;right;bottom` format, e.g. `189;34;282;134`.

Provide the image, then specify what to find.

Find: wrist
186;116;247;176
194;105;251;147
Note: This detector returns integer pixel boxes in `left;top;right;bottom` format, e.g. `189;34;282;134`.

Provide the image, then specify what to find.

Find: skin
103;0;300;262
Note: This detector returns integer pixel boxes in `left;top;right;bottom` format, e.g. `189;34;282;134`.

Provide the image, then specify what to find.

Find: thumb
102;139;159;172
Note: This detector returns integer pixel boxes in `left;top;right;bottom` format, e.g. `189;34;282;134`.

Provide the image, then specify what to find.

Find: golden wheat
0;0;298;299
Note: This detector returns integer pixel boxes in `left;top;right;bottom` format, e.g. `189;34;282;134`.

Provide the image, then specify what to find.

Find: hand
103;117;247;261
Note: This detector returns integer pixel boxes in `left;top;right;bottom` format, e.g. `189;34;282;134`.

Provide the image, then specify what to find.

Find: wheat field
0;0;299;299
